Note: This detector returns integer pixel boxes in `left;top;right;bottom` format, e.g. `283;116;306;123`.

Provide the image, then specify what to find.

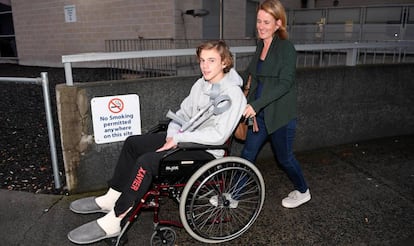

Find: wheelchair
107;122;265;246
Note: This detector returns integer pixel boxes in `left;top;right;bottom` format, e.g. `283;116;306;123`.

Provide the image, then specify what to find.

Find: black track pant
108;133;214;216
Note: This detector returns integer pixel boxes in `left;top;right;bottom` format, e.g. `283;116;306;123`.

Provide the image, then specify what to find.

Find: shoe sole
281;196;311;209
68;232;120;244
69;206;109;214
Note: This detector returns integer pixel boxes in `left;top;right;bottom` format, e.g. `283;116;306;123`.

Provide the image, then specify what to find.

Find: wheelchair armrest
177;142;229;151
161;142;229;161
146;120;170;134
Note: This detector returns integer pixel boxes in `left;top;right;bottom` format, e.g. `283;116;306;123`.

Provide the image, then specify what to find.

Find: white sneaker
282;189;311;208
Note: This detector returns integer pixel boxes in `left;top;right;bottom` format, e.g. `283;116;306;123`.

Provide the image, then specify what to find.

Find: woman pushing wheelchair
67;40;246;244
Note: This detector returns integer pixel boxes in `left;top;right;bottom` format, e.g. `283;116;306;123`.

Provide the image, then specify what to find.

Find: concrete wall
56;64;414;193
296;64;414;149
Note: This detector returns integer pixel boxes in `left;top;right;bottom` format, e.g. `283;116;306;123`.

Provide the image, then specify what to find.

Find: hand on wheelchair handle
243;104;256;119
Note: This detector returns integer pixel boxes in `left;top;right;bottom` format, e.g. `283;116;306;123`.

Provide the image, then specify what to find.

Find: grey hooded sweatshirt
167;68;247;158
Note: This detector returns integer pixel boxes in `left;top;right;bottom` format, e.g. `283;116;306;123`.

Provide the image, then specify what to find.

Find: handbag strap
243;75;252;97
245;75;259;132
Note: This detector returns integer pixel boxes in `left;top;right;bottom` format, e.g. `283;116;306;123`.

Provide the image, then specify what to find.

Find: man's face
199;48;225;83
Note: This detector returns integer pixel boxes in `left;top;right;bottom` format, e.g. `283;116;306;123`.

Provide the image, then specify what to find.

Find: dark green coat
243;36;297;134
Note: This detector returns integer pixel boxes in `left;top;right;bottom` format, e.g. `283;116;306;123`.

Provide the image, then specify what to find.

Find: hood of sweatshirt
224;68;243;87
200;68;243;98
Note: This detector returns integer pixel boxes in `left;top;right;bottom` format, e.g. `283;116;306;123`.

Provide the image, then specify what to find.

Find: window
202;0;220;39
0;0;17;58
245;0;258;38
365;6;403;24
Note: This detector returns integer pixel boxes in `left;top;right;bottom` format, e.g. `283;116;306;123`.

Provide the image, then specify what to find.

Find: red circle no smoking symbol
108;98;124;113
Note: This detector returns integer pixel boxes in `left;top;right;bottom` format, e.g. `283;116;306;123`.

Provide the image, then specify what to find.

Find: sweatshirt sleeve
166;82;199;138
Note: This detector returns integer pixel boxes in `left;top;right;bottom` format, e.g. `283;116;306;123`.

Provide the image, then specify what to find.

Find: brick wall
175;0;203;39
12;0;175;67
10;0;250;67
224;0;247;38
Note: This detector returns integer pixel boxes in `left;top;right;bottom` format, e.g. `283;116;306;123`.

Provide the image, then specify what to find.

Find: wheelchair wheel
150;226;176;246
179;156;265;243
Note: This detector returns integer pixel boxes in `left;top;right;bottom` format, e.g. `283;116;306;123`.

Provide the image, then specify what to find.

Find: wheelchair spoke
179;156;265;243
191;169;259;235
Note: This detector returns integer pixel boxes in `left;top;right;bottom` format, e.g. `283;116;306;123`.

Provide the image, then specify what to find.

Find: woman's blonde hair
196;40;234;73
258;0;288;40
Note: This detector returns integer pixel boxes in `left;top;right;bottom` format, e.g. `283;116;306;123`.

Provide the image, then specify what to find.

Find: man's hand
156;137;177;152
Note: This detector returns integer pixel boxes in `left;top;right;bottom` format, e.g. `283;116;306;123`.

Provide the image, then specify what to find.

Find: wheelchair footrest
104;234;128;246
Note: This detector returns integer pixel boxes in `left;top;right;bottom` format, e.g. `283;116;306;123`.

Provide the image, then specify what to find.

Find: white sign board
91;94;141;144
64;5;77;23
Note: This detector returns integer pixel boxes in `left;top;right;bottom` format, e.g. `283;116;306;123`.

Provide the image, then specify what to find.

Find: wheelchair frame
108;124;266;246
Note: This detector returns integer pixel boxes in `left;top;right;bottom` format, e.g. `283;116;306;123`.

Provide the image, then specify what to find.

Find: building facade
1;0;413;67
5;0;253;67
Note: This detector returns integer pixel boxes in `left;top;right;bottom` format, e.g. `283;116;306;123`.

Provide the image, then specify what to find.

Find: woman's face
199;48;225;83
256;9;281;41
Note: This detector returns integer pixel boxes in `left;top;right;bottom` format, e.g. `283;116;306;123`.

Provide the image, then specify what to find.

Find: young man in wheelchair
68;40;247;244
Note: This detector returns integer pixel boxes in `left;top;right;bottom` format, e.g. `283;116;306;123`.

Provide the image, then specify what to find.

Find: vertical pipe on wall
41;72;61;189
219;0;223;39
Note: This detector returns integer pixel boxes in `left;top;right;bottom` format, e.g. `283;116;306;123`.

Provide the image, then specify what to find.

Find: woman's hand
156;137;177;152
243;104;256;119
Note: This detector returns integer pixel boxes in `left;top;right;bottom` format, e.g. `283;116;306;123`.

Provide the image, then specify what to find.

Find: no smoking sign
91;94;141;144
108;98;124;113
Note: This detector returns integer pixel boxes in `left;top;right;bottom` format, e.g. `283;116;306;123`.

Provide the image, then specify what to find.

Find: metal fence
63;40;414;85
294;41;414;67
0;73;61;189
287;4;414;43
98;4;414;79
104;39;257;80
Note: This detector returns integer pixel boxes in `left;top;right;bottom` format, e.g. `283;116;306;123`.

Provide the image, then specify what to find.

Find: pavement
1;135;413;246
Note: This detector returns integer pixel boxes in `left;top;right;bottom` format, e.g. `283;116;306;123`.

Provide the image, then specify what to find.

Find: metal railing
62;41;413;86
0;73;61;189
287;4;414;43
104;38;257;80
294;41;414;67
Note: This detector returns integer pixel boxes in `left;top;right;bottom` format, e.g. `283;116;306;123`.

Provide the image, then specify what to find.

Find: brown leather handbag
234;75;258;141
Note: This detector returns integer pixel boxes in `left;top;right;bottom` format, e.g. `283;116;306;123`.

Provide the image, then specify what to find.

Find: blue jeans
241;113;308;193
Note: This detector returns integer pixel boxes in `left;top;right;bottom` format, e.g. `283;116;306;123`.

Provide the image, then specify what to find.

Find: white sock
95;188;121;211
96;209;122;235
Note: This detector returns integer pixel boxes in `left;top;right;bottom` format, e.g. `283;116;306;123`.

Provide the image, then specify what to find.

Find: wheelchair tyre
179;156;265;243
150;226;176;246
